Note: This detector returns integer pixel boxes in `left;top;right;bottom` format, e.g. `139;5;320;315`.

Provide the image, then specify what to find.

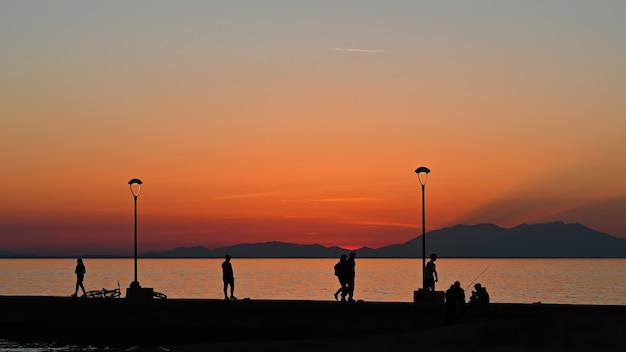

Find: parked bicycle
84;282;121;298
84;281;167;299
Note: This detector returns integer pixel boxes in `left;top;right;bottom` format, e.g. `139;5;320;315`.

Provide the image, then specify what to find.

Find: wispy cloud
341;220;418;229
333;47;385;53
213;192;279;201
316;182;395;190
311;197;381;202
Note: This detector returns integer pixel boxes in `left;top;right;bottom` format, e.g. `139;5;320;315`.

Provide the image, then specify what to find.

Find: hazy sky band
1;1;625;255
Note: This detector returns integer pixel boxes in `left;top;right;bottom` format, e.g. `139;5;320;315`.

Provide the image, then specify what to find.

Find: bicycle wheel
153;291;167;299
103;289;121;298
85;290;103;298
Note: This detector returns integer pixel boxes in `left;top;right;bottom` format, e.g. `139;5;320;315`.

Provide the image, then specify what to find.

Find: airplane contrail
333;47;385;53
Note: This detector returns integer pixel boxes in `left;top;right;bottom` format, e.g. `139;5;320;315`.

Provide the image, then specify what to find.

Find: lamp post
415;166;430;289
129;178;142;288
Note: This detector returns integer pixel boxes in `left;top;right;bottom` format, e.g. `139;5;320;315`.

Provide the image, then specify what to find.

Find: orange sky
1;2;625;255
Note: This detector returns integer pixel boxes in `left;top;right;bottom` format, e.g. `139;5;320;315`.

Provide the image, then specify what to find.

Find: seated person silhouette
469;283;490;305
444;281;466;324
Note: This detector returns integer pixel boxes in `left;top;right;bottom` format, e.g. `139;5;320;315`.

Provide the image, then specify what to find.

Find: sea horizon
2;255;626;259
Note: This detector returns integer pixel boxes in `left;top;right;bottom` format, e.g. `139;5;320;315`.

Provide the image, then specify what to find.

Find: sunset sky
2;1;625;256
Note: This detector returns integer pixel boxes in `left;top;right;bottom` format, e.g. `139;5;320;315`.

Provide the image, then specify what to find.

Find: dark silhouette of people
72;258;86;297
469;283;490;305
445;281;465;324
346;252;356;302
333;254;349;301
222;254;236;300
424;253;438;291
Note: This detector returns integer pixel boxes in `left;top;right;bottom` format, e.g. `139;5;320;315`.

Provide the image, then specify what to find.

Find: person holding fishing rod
470;283;490;305
465;266;490;305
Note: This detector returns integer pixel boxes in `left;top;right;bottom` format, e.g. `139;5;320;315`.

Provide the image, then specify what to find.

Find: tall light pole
129;178;142;288
415;166;430;289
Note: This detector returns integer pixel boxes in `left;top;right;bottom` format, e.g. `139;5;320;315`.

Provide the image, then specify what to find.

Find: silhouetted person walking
445;281;465;324
222;254;236;300
72;258;86;297
333;254;349;301
346;252;356;301
424;253;438;291
470;283;489;305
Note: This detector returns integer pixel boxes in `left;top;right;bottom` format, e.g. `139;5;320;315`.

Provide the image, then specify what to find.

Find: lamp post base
126;282;154;300
414;288;444;304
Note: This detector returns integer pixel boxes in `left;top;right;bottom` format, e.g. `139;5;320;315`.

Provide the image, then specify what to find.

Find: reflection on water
1;258;625;305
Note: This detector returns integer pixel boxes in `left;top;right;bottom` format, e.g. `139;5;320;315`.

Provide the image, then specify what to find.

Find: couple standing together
333;252;356;302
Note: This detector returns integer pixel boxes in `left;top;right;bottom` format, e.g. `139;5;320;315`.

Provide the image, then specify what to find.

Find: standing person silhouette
346;252;356;302
222;254;236;300
424;253;438;291
333;254;349;301
72;258;86;297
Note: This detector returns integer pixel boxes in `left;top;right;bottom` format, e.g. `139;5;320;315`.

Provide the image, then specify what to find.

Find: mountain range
2;222;625;258
141;221;626;258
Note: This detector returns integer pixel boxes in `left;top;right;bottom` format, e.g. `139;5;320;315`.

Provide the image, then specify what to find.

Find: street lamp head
414;166;430;186
129;178;142;197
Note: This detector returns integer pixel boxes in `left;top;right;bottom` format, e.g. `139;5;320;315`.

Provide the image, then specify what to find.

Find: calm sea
1;258;625;305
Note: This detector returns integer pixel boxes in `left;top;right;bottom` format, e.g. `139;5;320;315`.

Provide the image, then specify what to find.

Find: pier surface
1;296;625;351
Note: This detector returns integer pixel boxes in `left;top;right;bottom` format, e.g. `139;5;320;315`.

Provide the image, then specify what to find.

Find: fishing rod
465;266;489;291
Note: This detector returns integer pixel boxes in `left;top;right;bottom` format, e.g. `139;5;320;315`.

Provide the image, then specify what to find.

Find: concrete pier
1;296;625;351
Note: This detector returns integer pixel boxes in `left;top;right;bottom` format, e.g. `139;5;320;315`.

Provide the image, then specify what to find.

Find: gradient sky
2;1;625;255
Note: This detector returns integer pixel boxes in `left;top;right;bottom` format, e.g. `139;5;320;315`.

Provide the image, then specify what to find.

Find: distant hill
0;251;126;259
359;222;626;258
0;250;32;258
143;242;348;258
142;222;626;258
3;222;625;258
